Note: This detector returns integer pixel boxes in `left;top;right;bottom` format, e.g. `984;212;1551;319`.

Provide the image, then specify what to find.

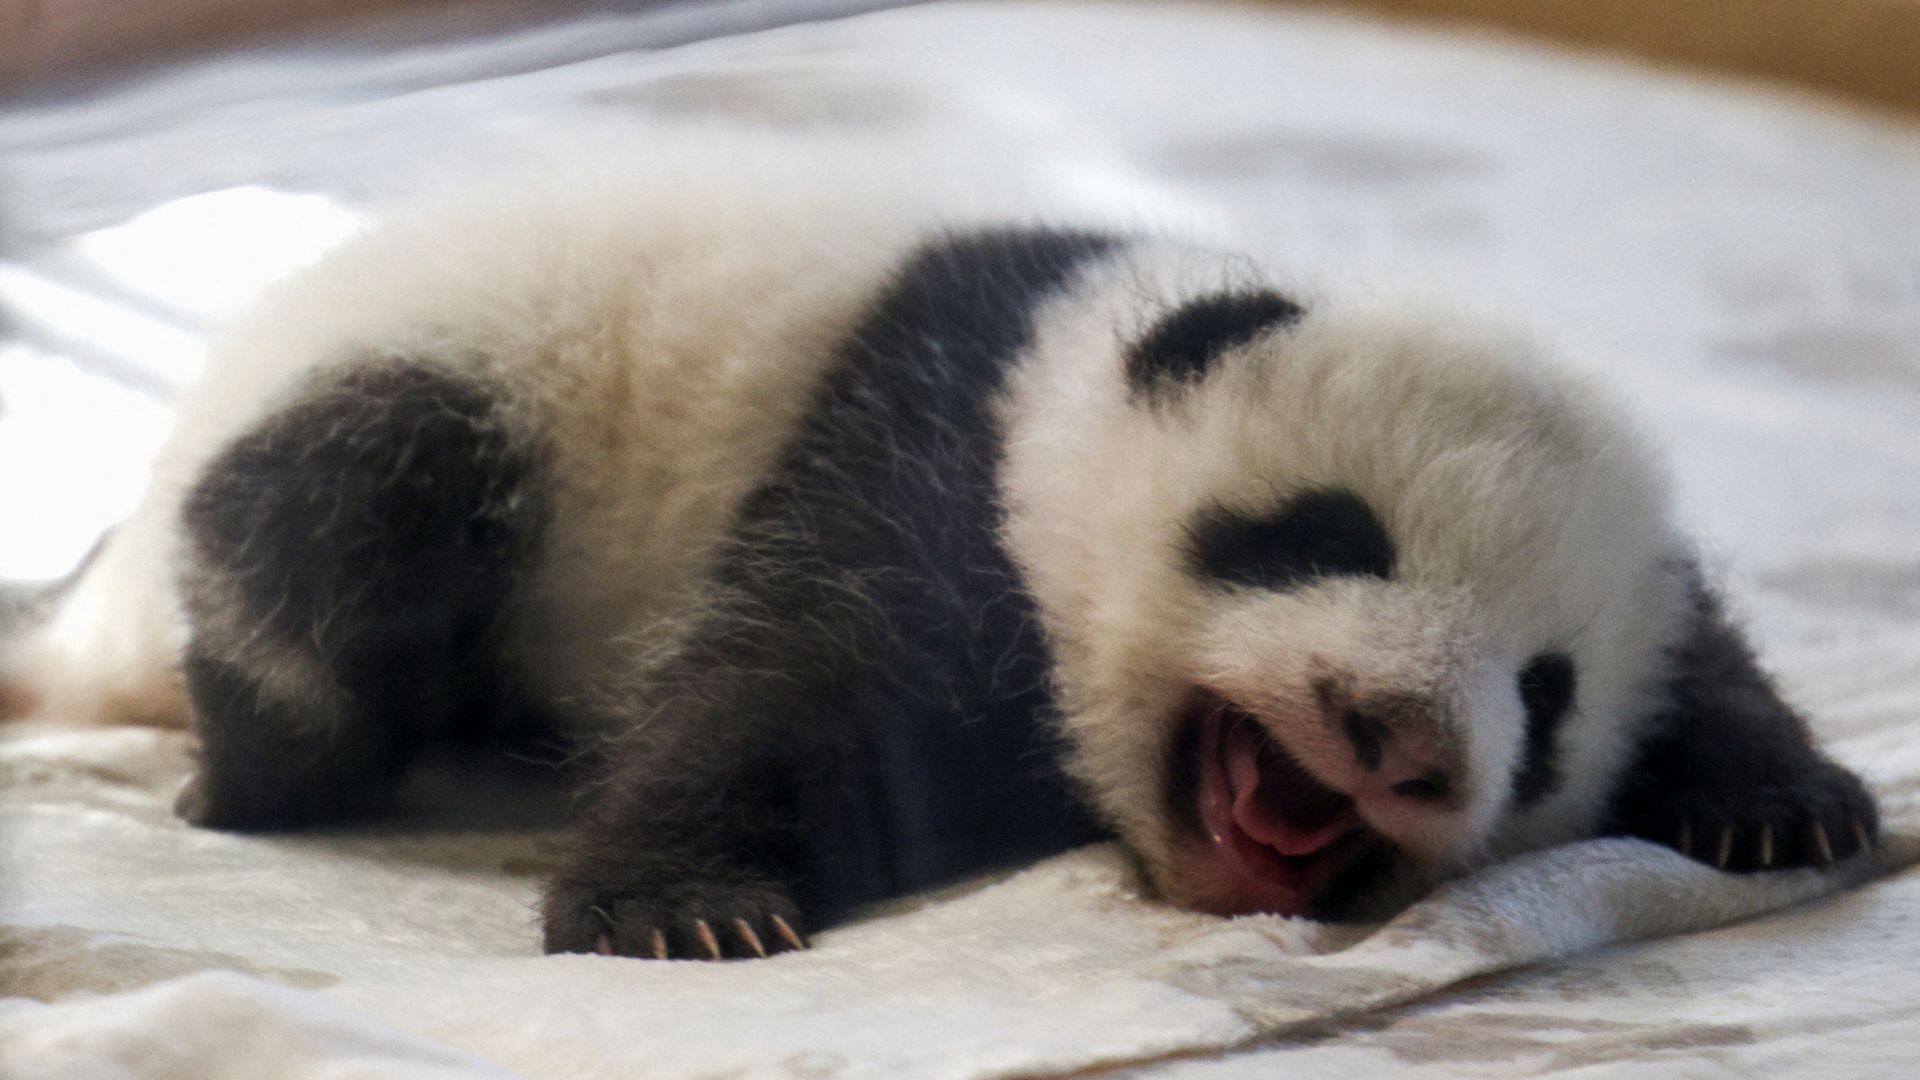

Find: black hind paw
1626;759;1879;874
542;874;808;960
172;752;389;831
173;772;263;829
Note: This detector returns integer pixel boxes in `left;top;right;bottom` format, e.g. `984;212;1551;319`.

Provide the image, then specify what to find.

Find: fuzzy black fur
541;228;1118;957
1187;488;1395;591
176;362;544;828
1127;289;1303;399
1605;571;1878;871
1510;652;1575;806
162;239;1878;961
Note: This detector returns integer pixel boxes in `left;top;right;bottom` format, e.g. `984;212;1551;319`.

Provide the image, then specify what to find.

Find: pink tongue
1222;715;1356;856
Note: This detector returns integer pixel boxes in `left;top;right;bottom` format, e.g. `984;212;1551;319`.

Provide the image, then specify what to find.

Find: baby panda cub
9;160;1876;960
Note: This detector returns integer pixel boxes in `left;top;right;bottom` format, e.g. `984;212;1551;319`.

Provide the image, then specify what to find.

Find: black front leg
1607;575;1878;872
541;734;814;960
542;230;1121;959
540;624;864;960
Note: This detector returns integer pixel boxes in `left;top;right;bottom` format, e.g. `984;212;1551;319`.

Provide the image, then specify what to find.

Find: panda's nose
1315;679;1462;811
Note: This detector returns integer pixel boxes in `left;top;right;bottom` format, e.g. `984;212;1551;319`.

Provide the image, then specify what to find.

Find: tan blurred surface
7;0;1920;112
1324;0;1920;116
4;0;395;84
0;0;563;88
7;0;1920;114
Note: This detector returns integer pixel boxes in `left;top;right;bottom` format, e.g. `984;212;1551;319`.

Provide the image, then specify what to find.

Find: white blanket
4;3;1918;1077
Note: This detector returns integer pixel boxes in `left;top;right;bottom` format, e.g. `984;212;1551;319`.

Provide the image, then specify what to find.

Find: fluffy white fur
4;137;1702;921
999;253;1690;909
7;138;947;734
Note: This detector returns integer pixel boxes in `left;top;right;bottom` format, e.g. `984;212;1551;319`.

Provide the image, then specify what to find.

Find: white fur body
4;142;1730;920
10;144;940;735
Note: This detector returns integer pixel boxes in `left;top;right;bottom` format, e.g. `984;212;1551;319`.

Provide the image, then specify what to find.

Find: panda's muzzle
1181;689;1442;917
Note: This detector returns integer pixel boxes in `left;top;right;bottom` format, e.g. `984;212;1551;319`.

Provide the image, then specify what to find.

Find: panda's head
1000;263;1692;919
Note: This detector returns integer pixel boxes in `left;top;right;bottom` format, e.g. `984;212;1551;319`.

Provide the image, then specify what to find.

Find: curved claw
593;933;613;957
692;919;722;960
733;918;768;958
1677;816;1693;858
648;927;670;961
769;913;808;952
1715;825;1734;870
1811;821;1835;865
1758;824;1774;868
1850;817;1872;855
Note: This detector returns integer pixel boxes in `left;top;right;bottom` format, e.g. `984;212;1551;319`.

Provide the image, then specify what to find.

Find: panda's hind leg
174;361;545;829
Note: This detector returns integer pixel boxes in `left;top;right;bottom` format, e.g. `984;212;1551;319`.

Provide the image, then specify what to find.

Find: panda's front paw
1655;759;1878;873
542;871;808;960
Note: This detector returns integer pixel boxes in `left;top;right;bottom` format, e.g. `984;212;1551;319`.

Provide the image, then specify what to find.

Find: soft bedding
3;3;1918;1077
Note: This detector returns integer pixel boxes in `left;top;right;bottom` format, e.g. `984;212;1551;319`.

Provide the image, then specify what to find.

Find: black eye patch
1127;289;1304;400
1186;488;1394;590
1511;652;1576;806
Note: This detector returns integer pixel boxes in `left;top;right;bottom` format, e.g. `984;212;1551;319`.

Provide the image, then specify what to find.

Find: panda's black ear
1126;290;1303;401
1603;560;1878;872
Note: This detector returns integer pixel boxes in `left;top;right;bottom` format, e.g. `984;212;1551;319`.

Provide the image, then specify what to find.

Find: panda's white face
1000;267;1691;918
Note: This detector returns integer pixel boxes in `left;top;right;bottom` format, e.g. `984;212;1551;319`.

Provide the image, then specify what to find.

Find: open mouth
1187;692;1382;916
